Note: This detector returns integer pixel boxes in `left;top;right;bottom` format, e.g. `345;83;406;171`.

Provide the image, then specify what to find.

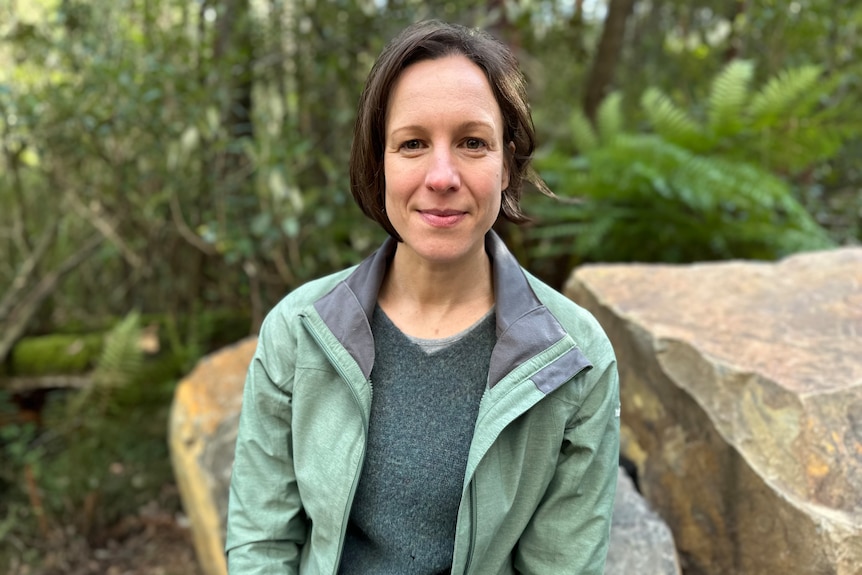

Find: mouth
418;209;467;228
421;209;465;217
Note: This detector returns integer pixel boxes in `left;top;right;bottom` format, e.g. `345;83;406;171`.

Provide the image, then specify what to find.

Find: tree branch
66;191;146;270
0;234;103;364
169;190;217;255
0;215;60;323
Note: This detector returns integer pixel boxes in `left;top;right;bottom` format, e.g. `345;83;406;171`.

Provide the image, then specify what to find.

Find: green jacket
226;232;620;574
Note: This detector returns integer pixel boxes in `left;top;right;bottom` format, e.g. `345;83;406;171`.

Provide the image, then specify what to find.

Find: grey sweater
337;306;496;574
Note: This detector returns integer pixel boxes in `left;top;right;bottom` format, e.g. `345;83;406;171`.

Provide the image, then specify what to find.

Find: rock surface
566;247;862;575
169;338;679;575
169;337;255;575
605;468;682;575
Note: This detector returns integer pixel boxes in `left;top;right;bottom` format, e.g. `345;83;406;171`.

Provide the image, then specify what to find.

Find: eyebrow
388;120;497;137
456;120;496;132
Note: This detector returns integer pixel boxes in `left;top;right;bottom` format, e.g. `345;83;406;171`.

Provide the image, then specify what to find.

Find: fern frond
642;88;709;151
748;65;821;126
70;312;143;415
708;59;754;138
569;109;598;153
528;132;833;264
596;92;624;145
93;311;144;389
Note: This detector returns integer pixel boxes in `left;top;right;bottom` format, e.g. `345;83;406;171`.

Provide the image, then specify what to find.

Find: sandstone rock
566;247;862;575
169;339;680;575
169;337;256;575
605;468;682;575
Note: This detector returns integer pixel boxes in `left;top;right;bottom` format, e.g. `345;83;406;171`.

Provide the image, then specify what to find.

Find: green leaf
749;65;822;125
70;313;144;415
597;92;624;145
642;88;708;151
569;109;598;153
708;59;754;138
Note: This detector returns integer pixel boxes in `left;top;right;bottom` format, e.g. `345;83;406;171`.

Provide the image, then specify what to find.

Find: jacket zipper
462;480;479;575
299;315;370;575
460;384;491;575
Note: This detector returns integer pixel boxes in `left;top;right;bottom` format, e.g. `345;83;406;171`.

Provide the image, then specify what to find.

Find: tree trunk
724;0;747;62
214;0;254;141
582;0;636;123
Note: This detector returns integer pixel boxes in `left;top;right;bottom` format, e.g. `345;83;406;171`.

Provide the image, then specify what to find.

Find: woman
226;20;620;575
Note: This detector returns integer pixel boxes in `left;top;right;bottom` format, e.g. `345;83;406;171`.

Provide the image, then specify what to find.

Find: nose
424;147;460;193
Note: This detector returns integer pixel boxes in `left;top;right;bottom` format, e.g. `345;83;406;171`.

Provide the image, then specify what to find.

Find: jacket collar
313;231;590;392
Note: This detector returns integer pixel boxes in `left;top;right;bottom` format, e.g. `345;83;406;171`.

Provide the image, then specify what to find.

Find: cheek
383;160;420;197
382;169;406;214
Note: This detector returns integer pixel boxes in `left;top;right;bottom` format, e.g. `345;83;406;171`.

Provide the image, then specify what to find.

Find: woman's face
383;55;509;268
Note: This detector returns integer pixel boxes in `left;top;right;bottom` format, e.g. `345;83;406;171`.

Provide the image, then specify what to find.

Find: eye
464;137;487;150
399;139;423;151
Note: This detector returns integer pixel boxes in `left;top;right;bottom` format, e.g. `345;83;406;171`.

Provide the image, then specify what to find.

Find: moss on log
9;333;104;376
3;310;252;380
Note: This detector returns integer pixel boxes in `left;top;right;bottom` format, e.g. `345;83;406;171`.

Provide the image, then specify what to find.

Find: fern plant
528;60;849;274
69;312;144;415
642;60;852;173
533;133;833;264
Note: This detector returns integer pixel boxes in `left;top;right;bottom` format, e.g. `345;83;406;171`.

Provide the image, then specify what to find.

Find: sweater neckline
374;304;496;354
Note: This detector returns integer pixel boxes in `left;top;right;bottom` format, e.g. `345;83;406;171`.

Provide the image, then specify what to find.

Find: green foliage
0;383;178;558
596;92;625;145
531;59;850;270
643;59;854;173
0;406;42;470
641;88;707;151
0;0;391;334
748;65;822;124
9;334;103;376
534;133;833;264
93;313;143;385
0;407;44;567
69;312;143;415
708;60;754;138
42;400;176;529
567;92;625;154
569;109;599;153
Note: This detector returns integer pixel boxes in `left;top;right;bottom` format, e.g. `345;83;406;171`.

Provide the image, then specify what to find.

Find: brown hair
349;20;551;239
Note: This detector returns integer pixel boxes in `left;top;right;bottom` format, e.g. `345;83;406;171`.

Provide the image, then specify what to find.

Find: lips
422;209;464;217
418;209;467;228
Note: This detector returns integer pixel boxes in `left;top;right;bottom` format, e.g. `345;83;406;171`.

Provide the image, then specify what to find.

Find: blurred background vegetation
1;0;860;571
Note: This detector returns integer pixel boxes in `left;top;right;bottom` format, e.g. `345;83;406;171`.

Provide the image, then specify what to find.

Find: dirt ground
4;491;203;575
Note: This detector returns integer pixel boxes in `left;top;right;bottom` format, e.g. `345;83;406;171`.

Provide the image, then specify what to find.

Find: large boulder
169;337;254;575
566;247;862;575
169;339;679;574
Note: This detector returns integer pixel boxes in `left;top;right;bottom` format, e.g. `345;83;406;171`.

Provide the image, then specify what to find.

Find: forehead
385;55;503;129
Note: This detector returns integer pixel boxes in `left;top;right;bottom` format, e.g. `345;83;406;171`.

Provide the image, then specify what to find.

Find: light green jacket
226;232;620;574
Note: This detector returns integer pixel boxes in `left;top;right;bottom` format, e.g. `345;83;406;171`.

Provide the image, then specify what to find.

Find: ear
502;141;515;190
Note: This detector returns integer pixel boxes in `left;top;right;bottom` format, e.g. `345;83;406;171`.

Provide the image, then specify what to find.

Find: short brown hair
349;20;550;239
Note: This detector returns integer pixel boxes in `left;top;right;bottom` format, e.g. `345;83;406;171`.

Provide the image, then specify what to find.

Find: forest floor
4;485;203;575
1;370;208;574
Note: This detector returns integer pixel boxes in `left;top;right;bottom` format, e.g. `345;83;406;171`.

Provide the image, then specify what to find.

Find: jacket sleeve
225;311;307;574
514;349;620;575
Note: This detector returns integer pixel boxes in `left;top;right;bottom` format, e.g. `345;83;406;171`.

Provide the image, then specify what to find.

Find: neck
378;243;495;338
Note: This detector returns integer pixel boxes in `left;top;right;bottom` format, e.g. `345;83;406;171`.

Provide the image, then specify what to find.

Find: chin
405;238;483;265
